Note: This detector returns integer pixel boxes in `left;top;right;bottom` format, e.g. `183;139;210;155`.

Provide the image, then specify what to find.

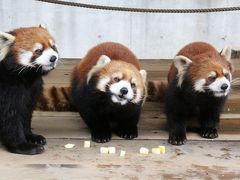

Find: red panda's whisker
36;65;42;72
18;66;29;75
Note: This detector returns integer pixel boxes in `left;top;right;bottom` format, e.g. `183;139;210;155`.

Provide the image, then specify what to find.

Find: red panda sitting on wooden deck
70;42;147;143
165;42;232;145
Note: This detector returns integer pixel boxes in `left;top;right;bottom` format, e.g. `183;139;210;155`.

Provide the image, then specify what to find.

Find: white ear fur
96;55;111;67
0;32;15;61
39;24;47;29
174;55;192;72
173;55;192;87
220;46;232;61
87;55;111;83
139;69;147;83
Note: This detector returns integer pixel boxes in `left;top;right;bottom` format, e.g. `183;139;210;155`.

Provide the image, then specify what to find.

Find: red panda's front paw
115;126;138;140
200;128;218;139
7;143;44;155
91;131;112;143
168;132;187;145
26;134;46;145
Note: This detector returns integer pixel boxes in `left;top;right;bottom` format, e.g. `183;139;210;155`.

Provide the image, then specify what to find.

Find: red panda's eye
208;76;216;82
131;83;136;88
35;49;43;56
224;73;230;79
52;45;57;52
113;77;120;82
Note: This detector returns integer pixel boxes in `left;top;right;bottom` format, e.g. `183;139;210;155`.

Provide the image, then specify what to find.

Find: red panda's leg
24;113;46;145
22;90;47;145
198;105;222;139
82;113;112;143
0;116;44;155
113;107;140;140
167;113;187;146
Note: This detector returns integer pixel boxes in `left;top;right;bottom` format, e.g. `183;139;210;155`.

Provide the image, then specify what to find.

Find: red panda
71;42;147;143
165;42;232;145
0;25;59;154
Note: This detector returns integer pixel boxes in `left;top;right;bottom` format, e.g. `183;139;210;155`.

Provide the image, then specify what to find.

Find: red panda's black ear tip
39;24;47;29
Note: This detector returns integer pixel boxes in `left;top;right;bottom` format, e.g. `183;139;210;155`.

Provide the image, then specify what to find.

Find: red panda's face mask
173;47;232;98
0;25;59;74
87;55;147;105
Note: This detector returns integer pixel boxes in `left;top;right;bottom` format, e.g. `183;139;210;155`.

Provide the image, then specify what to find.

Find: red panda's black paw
168;133;187;146
200;128;218;139
91;132;112;143
115;127;138;140
7;143;44;155
26;134;47;145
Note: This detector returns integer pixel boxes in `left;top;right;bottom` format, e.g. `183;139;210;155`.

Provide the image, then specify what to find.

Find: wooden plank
32;109;240;140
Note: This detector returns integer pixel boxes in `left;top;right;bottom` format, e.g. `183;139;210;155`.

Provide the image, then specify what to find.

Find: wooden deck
0;59;240;179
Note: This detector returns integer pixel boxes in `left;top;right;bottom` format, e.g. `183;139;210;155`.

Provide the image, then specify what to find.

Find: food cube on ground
139;147;149;154
120;150;126;157
108;147;116;154
100;147;109;154
159;146;166;154
152;148;161;154
64;144;75;149
83;141;91;148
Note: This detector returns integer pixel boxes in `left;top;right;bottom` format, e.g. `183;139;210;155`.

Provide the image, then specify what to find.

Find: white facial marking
208;77;231;97
111;96;128;105
109;80;134;105
223;69;232;81
132;89;142;104
131;78;137;84
49;39;54;46
33;43;43;51
194;79;206;92
18;50;34;66
208;71;216;77
97;76;110;92
35;48;58;70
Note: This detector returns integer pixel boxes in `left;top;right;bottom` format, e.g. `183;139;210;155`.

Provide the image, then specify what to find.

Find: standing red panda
71;42;147;143
0;25;59;154
165;42;232;145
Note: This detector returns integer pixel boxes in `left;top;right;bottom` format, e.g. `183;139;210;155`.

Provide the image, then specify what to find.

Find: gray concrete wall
0;0;240;59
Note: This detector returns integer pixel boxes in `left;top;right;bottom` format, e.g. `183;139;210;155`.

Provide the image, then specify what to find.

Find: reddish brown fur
147;80;167;102
10;27;55;62
35;86;72;111
72;42;141;85
168;42;232;83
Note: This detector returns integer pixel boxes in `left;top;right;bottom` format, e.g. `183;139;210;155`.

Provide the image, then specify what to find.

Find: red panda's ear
0;32;15;61
139;69;147;83
174;55;192;87
173;55;192;72
39;24;47;29
220;46;232;61
87;55;111;83
96;55;111;67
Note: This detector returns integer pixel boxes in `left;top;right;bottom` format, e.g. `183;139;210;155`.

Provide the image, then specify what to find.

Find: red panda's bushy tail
35;86;75;111
147;80;168;102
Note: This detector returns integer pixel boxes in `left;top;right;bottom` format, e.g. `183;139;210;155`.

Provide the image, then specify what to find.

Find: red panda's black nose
50;55;57;62
221;83;228;90
120;87;128;95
